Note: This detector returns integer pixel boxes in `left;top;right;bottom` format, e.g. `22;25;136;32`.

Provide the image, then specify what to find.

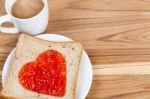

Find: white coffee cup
0;0;48;35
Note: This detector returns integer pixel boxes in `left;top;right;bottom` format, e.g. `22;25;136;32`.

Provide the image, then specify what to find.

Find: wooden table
1;0;150;98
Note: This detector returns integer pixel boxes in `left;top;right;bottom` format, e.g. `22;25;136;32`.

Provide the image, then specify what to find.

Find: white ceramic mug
0;0;48;35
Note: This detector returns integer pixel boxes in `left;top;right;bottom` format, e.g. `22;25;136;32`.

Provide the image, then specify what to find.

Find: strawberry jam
19;50;66;96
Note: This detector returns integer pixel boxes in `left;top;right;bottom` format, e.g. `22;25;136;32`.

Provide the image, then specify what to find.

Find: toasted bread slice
1;34;83;99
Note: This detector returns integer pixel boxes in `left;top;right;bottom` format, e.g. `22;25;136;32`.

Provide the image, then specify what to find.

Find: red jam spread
19;50;66;96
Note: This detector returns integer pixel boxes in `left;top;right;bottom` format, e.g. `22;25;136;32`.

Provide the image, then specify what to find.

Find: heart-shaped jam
19;50;66;96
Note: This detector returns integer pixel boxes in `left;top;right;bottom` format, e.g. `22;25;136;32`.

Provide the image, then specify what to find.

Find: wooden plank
47;0;150;11
87;75;150;99
0;0;5;15
93;63;150;75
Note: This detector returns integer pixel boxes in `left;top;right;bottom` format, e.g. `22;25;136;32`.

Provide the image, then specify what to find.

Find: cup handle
0;15;20;34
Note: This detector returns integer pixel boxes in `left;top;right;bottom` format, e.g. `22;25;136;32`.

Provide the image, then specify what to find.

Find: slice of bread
1;34;83;99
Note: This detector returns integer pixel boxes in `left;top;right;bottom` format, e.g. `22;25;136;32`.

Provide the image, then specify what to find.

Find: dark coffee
11;0;44;19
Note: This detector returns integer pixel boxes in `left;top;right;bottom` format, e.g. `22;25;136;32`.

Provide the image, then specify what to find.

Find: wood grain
1;0;150;98
87;75;150;99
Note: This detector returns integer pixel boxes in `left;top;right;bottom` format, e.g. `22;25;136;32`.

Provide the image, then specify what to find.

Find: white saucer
2;34;93;99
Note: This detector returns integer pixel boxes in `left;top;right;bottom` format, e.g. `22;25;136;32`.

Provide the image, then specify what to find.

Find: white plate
2;34;93;99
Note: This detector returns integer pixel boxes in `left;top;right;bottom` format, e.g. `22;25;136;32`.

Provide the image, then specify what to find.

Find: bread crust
72;49;83;99
1;94;20;99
